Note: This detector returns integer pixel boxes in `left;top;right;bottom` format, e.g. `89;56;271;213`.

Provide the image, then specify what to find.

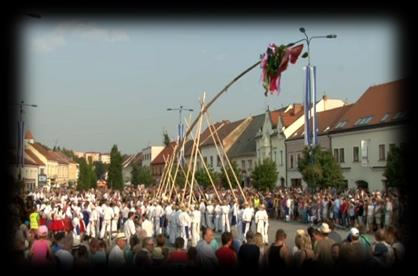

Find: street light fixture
15;101;37;182
297;27;336;191
166;105;194;164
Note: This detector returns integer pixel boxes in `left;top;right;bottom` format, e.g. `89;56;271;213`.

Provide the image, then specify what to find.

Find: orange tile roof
24;130;34;140
289;105;353;140
25;149;45;166
331;79;406;131
151;141;177;165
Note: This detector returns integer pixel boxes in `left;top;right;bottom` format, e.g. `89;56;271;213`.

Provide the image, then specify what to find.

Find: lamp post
16;100;37;181
167;105;194;163
296;27;336;191
297;27;337;147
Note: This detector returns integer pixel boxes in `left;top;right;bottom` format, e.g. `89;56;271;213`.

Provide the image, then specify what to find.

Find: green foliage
298;146;345;190
93;161;106;180
163;130;170;147
138;166;154;186
251;158;278;191
220;160;241;188
77;158;96;190
131;164;140;186
384;144;406;191
108;145;124;190
194;167;219;188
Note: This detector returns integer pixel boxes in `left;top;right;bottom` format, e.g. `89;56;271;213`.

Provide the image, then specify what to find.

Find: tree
77;158;96;190
194;167;219;188
108;145;124;190
163;130;170;147
384;144;406;191
138;166;154;186
220;160;241;188
298;145;345;191
131;164;141;186
93;161;106;180
251;159;278;191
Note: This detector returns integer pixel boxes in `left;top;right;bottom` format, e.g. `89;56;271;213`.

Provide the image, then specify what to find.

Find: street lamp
296;27;337;147
16;101;37;181
167;105;194;163
296;27;336;191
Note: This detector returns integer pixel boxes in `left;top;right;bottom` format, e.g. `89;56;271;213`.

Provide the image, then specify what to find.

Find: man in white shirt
242;202;253;242
108;232;127;267
220;201;231;233
100;202;114;239
190;204;201;247
199;200;207;228
153;201;164;236
141;215;154;238
206;201;214;230
178;206;191;249
123;211;136;243
214;201;222;232
255;204;269;244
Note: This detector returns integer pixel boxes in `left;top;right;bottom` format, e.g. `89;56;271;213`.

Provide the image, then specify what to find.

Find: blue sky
19;17;402;154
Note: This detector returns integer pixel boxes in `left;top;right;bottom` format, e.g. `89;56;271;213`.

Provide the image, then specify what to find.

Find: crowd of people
10;184;407;271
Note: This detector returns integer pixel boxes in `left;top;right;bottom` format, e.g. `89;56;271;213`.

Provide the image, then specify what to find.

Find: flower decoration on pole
261;43;304;96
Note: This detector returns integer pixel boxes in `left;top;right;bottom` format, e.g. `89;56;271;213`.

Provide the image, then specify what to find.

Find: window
273;151;277;162
217;156;221;167
297;154;300;165
393;112;406;120
290;155;294;169
241;160;246;170
381;113;390;122
339;148;345;163
280;150;283;166
334;149;339;162
248;160;252;171
355;116;373;126
379;144;385;160
210;156;213;167
335;121;347;129
353;146;359;162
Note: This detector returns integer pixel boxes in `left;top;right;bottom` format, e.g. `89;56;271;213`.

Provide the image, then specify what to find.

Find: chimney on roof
24;130;34;144
292;104;302;115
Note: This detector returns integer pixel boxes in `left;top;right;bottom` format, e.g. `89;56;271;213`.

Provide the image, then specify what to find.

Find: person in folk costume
111;201;120;235
100;201;114;239
220;200;231;233
168;205;177;245
214;200;222;232
242;202;253;242
164;201;173;238
81;202;90;237
178;205;191;249
206;200;215;230
153;200;164;236
237;204;244;241
230;199;239;229
174;204;183;240
255;204;269;244
199;200;207;229
88;202;98;238
249;202;255;230
190;203;201;247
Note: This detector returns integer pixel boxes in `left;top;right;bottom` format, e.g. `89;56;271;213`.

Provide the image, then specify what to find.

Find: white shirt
242;207;253;222
124;218;136;241
142;219;154;237
103;206;114;221
255;209;268;224
108;245;126;267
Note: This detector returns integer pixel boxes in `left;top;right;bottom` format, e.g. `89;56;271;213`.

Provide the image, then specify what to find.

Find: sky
17;16;403;155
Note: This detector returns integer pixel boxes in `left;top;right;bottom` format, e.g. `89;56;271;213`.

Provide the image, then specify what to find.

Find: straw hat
318;223;331;234
115;232;127;240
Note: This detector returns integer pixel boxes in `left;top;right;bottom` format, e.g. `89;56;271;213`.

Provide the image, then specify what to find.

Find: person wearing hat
314;222;335;265
29;225;53;265
348;227;369;264
255;204;269;244
108;232;127;267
